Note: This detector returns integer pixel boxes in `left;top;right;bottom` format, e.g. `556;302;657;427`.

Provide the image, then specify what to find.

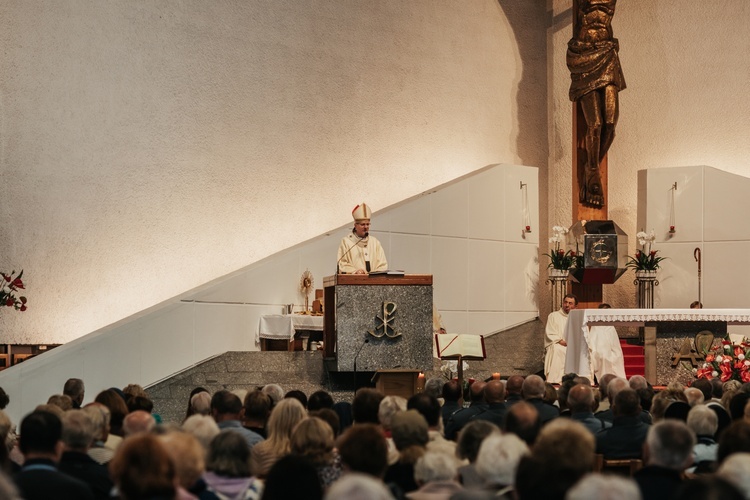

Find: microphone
352;337;370;395
336;232;365;274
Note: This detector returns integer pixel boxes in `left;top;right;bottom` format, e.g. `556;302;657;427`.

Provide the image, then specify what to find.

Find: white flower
712;371;719;377
716;355;724;362
723;357;732;364
702;363;709;369
692;368;698;374
744;360;750;367
725;345;732;351
740;353;746;360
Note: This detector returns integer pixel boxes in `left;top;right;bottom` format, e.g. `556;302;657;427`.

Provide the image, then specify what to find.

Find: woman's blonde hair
291;417;334;465
265;397;306;457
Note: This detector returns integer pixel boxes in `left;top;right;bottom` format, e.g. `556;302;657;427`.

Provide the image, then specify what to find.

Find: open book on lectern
368;270;405;276
435;334;486;360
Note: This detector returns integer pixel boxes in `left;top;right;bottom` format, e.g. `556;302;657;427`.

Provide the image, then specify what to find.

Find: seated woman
250;398;306;478
290;417;342;490
203;431;263;499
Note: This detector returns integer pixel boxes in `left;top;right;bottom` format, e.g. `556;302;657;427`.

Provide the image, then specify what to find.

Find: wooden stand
371;369;421;399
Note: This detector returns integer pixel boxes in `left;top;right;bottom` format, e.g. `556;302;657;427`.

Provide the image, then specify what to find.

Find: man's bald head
469;381;486;402
506;375;525;396
123;410;156;436
504;401;541;446
522;375;546;399
567;384;595;414
484;381;506;404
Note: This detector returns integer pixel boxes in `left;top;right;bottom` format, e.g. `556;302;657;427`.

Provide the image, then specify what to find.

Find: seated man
569;384;611;435
14;410;95;500
634;420;695;500
544;294;577;384
521;374;559;425
596;388;651;459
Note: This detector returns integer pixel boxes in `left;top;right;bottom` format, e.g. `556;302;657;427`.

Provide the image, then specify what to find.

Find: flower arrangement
1;270;27;311
695;335;750;382
544;225;576;270
626;230;666;271
439;359;469;381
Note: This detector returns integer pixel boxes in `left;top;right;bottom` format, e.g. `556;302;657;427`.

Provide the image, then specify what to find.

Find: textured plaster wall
0;1;549;344
547;1;750;316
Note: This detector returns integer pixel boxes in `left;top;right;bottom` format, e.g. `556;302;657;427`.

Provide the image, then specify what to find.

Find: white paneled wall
0;164;539;424
639;167;750;341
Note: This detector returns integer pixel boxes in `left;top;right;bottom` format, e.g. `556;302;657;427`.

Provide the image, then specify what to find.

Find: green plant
544;225;576;270
626;230;666;271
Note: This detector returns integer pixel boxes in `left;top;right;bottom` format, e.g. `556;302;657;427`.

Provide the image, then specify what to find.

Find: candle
417;373;425;392
492;372;500;380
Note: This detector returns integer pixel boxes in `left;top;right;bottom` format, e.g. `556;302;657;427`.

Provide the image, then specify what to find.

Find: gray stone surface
335;284;433;372
148;318;546;424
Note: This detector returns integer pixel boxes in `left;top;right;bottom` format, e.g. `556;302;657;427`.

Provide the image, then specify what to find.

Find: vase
635;270;657;279
548;268;570;279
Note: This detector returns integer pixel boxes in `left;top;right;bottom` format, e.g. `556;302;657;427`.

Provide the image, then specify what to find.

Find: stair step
621;347;644;356
620;338;645;378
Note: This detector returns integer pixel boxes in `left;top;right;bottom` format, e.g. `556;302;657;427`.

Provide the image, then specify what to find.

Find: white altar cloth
257;314;324;344
563;309;750;378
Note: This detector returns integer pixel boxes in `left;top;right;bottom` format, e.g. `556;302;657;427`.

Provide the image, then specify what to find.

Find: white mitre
352;203;372;221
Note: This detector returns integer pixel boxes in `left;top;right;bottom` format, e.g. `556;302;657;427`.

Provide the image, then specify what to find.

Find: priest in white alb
337;203;388;274
544;294;578;384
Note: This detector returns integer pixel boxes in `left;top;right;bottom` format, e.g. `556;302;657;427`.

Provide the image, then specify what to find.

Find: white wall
639;166;750;309
0;163;539;424
546;1;750;315
0;1;548;345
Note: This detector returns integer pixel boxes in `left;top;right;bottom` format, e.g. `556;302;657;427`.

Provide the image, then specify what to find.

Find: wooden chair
594;454;643;476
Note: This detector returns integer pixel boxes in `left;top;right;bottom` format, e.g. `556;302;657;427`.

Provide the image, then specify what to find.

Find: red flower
705;354;715;363
720;364;734;382
650;250;656;256
722;339;732;345
1;274;9;282
10;278;24;289
19;305;26;312
696;367;713;380
742;371;750;383
735;361;745;371
4;298;12;307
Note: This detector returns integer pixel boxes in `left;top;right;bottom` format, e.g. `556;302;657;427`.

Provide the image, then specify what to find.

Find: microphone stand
336;232;367;274
352;337;370;396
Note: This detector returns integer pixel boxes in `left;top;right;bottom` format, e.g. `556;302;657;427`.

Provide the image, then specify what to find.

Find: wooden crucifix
568;0;627;306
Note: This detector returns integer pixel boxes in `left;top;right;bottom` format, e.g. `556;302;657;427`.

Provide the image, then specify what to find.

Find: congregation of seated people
2;373;750;499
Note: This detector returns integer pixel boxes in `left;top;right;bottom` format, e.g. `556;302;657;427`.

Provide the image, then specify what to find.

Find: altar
257;314;324;351
564;309;750;385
